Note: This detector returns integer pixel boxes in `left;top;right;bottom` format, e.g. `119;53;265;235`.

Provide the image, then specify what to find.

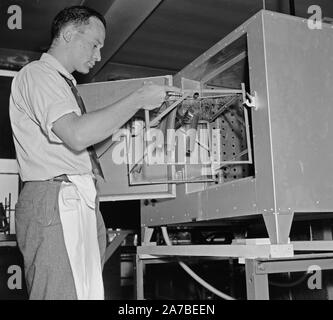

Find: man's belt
47;174;70;183
22;174;70;187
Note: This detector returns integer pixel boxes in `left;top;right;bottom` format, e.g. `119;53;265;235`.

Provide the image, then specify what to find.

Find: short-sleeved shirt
10;53;92;181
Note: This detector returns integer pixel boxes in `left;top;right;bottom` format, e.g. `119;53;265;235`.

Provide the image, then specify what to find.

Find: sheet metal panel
262;12;333;213
247;12;276;215
141;177;257;226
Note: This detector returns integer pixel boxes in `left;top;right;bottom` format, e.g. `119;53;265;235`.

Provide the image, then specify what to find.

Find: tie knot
59;73;74;88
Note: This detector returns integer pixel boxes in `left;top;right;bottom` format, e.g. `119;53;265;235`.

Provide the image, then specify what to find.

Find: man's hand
135;82;181;110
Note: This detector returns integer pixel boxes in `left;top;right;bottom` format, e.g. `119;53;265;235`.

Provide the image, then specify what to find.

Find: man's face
70;17;106;74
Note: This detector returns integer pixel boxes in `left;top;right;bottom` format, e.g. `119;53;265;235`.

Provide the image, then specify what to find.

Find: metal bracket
105;229;132;262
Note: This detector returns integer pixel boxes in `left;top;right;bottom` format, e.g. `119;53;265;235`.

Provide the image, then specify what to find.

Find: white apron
57;174;104;300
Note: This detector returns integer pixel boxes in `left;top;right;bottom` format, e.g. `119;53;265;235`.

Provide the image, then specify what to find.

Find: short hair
51;6;106;40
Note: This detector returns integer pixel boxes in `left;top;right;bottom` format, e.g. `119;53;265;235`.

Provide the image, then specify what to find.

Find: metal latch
241;83;257;110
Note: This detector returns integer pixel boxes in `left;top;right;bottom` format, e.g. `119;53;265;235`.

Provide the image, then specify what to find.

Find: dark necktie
59;73;105;180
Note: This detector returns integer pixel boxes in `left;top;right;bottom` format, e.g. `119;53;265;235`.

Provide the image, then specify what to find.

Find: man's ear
62;25;74;43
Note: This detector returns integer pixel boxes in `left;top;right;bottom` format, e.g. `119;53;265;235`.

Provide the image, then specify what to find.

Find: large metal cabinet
79;10;333;244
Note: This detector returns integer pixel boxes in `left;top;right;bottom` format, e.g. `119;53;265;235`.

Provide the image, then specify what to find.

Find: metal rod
129;179;217;185
144;109;151;165
210;95;240;122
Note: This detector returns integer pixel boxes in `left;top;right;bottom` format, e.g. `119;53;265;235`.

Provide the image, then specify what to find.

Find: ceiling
1;0;333;83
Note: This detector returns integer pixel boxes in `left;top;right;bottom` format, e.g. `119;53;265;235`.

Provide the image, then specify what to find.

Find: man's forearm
52;91;141;151
73;91;139;149
52;83;169;151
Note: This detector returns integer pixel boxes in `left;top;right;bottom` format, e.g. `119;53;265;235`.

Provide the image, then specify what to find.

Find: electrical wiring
161;226;236;300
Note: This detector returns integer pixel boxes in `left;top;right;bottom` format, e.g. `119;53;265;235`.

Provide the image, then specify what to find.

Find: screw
257;264;265;271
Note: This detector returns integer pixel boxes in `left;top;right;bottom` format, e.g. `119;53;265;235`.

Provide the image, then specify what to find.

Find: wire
269;265;315;288
268;273;308;288
161;226;236;300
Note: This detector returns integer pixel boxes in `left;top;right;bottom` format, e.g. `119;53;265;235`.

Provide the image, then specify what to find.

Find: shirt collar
40;53;77;86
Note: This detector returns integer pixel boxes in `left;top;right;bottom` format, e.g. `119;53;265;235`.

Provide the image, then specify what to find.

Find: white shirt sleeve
16;64;81;143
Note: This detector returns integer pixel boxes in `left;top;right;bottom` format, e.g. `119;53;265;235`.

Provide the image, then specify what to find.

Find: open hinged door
169;32;254;195
77;76;176;201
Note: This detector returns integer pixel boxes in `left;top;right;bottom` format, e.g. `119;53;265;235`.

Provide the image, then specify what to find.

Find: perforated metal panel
211;96;251;183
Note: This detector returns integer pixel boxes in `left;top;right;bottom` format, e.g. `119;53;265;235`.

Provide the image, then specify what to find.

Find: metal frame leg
245;259;269;300
135;254;144;300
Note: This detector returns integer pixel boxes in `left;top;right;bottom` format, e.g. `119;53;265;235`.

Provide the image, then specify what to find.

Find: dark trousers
15;180;106;300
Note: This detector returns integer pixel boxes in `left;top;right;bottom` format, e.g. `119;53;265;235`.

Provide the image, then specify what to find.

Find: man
10;6;174;300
